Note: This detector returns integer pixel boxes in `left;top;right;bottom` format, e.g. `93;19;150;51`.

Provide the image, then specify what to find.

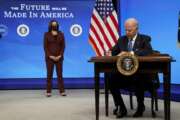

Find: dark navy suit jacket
109;34;158;88
111;34;153;56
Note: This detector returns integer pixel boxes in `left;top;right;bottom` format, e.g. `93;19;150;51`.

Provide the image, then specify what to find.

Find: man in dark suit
107;18;153;118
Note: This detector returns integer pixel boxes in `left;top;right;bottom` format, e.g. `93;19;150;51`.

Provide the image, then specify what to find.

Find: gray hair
125;18;139;29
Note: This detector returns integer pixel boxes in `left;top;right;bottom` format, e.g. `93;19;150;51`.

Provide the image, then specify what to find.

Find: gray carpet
0;89;179;120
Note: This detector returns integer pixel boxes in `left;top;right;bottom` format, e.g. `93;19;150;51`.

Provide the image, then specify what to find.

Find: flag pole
178;11;180;48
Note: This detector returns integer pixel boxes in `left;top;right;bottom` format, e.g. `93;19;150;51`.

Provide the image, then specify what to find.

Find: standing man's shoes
133;104;145;117
116;106;127;118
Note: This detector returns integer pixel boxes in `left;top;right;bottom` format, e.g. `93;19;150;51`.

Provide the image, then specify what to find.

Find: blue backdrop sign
0;0;95;78
1;0;180;84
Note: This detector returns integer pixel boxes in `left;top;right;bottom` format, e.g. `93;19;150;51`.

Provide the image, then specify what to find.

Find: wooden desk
89;54;173;120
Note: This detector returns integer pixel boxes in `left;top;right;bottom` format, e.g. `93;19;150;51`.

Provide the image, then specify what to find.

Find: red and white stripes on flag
88;0;119;56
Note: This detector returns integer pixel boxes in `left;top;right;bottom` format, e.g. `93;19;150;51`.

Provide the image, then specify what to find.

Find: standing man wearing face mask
107;18;153;118
43;20;66;97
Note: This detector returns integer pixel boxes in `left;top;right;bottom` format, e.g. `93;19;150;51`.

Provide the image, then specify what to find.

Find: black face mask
51;26;58;31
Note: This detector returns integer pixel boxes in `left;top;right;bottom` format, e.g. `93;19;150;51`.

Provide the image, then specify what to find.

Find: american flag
88;0;119;56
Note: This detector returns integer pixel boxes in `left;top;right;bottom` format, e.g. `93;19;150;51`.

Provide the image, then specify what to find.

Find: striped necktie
128;40;133;51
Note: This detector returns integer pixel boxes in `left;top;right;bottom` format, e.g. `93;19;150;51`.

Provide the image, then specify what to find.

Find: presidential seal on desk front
116;52;139;76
